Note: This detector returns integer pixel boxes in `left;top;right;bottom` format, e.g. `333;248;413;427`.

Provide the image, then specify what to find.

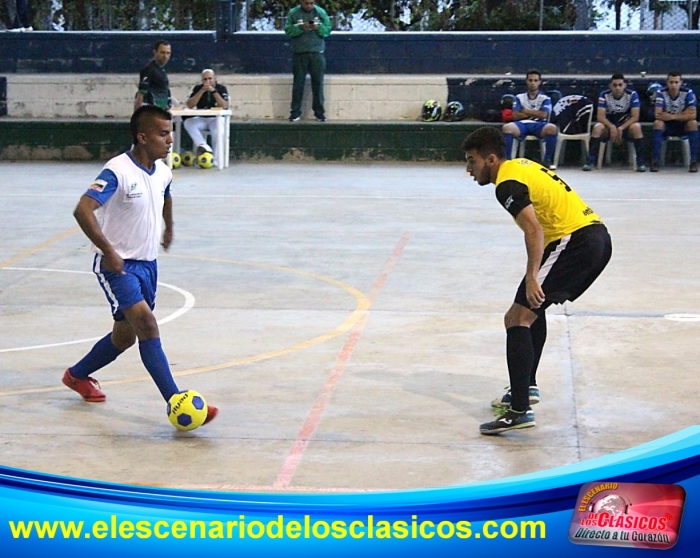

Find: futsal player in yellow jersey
462;127;612;435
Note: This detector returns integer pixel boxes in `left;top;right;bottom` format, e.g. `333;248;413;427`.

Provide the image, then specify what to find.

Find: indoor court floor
0;159;698;493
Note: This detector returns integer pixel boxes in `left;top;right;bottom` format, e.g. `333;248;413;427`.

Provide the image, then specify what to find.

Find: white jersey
514;92;552;123
84;151;172;261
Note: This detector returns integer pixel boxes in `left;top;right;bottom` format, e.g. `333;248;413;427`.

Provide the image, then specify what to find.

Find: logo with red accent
569;482;685;549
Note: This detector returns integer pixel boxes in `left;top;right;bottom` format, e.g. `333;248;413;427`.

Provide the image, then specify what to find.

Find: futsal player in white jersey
501;70;558;169
62;105;218;427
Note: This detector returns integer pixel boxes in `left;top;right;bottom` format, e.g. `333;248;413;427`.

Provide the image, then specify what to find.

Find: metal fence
595;0;699;31
2;0;698;31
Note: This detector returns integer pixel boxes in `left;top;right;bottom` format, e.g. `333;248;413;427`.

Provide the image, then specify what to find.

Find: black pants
290;52;326;119
14;0;32;29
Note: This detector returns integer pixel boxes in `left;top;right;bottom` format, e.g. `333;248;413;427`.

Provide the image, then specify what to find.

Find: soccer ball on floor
171;152;181;169
181;151;196;167
167;390;208;431
197;151;214;169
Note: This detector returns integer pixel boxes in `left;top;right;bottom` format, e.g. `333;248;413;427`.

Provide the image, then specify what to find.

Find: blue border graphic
2;426;700;556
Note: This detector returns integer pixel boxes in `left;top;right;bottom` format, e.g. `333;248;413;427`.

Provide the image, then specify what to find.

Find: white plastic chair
514;135;546;160
552;105;593;168
660;136;690;169
597;141;637;170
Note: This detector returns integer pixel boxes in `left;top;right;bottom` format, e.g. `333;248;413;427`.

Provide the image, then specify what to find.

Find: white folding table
168;107;232;170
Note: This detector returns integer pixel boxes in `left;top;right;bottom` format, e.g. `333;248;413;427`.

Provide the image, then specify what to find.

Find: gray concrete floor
1;159;699;492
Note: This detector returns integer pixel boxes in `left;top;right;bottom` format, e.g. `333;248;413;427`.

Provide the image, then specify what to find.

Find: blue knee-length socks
139;338;179;401
70;333;123;378
70;334;179;402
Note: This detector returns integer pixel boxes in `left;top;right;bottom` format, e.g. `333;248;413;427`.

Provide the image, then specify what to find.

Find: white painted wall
6;74;449;121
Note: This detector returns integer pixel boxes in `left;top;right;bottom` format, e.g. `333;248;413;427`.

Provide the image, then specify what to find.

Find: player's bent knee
122;304;160;339
504;303;539;329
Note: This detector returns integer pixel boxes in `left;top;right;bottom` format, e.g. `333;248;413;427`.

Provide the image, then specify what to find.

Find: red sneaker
62;369;106;402
203;404;218;425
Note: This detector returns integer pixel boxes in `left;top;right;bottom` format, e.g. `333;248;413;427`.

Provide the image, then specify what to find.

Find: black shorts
663;121;688;138
514;223;612;314
608;112;631;128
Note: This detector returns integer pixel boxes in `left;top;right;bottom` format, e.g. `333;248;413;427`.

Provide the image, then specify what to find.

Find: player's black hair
526;69;542;80
611;73;625;82
461;127;507;160
130;105;172;144
667;71;682;79
153;40;171;52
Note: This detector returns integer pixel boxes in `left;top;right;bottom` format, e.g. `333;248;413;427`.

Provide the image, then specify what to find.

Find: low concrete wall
1;118;671;165
5;74;448;121
8;73;694;123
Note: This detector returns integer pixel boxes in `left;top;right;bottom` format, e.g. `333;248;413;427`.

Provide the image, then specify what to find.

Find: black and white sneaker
288;115;301;122
491;386;540;409
480;408;536;435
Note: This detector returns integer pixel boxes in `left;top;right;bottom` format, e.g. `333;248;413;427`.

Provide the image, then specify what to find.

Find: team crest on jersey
89;179;107;192
126;182;142;199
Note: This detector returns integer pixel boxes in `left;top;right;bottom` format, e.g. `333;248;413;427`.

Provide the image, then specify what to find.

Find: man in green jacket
285;0;332;122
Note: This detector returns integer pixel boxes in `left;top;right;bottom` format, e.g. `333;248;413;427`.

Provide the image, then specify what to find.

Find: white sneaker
196;144;213;156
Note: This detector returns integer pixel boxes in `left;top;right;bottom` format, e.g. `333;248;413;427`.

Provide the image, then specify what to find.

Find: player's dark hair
130;105;172;144
526;69;542;80
667;71;682;79
461;127;507;160
153;40;170;52
611;73;625;82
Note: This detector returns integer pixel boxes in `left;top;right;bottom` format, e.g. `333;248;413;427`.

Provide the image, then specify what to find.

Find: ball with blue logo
167;390;208;431
181;151;196;167
197;151;214;169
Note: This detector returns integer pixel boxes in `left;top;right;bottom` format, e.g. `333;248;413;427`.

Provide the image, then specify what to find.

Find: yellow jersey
494;159;602;246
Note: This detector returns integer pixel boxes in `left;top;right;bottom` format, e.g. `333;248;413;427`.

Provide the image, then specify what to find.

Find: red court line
273;233;410;489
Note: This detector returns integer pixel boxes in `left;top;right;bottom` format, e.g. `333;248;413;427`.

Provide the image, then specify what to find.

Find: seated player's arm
654;105;673;122
597;106;614;130
513;107;546;120
676;105;697;122
134;92;144;110
619;107;639;131
73;195;124;274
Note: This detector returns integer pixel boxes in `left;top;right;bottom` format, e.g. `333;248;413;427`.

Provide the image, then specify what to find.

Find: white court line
0;267;195;353
664;313;700;322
